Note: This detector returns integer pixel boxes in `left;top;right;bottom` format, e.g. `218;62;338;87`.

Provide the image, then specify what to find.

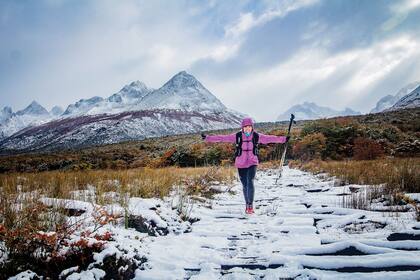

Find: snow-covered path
136;167;420;280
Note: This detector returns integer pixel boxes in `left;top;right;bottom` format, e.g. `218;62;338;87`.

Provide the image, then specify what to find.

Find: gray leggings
238;165;257;206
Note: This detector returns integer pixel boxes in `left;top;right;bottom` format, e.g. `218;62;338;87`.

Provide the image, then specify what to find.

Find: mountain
61;81;154;117
0;109;242;152
0;71;244;152
371;81;420;113
138;71;227;112
0;101;56;141
277;102;360;121
0;106;13;123
386;85;420;111
108;80;153;102
62;96;104;116
16;101;49;116
50;106;64;116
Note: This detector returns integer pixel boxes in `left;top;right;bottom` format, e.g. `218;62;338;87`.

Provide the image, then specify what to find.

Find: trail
136;167;420;279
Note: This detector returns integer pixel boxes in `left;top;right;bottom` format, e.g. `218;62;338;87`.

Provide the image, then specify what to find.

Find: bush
300;120;361;159
293;133;326;161
353;137;384;160
0;196;116;278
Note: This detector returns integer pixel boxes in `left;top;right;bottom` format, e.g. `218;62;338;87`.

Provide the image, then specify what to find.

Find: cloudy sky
1;0;420;121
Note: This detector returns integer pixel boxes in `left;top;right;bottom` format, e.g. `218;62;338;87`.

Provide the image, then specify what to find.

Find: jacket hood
241;117;254;128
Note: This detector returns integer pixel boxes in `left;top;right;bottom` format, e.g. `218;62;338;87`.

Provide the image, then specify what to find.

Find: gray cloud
1;0;419;122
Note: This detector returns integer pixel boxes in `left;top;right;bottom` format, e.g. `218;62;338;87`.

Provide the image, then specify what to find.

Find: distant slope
371;81;420;113
277;102;360;121
0;71;245;152
0;109;242;153
386;85;420;111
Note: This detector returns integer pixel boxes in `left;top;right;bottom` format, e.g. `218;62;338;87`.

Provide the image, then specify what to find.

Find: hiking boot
245;205;251;214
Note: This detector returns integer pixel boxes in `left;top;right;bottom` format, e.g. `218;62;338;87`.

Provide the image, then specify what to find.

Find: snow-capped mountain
370;81;420;113
62;96;104;116
277;102;360;121
60;71;227;117
109;80;153;102
0;109;242;152
16;101;49;116
50;106;64;116
0;106;13;123
0;101;57;140
62;80;155;117
0;71;244;152
386;85;420;111
139;71;227;112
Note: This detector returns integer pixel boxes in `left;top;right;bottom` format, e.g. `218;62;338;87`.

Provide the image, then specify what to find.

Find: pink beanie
241;117;253;127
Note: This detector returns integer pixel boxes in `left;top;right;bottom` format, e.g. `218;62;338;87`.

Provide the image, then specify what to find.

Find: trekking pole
275;114;296;185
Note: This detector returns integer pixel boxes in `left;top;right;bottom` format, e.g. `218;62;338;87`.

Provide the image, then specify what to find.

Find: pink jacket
205;131;286;168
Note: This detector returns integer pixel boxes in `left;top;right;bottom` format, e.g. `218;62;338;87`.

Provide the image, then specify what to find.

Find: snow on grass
7;166;420;279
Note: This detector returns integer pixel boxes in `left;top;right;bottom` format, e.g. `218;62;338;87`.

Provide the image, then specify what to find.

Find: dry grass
290;157;420;193
0;166;236;203
0;165;236;277
290;158;420;211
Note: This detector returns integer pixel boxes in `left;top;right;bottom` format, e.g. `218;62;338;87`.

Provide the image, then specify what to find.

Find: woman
201;117;289;214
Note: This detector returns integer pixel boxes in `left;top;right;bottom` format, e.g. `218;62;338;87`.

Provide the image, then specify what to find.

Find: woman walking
201;117;289;214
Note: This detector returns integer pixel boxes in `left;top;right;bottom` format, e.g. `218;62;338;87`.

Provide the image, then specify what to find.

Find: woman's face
243;125;252;133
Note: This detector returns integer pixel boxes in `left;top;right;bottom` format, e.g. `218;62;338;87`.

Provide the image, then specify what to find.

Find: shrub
0;196;116;278
353;137;384;160
293;133;326;161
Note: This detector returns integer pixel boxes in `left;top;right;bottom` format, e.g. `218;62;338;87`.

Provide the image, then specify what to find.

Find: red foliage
353;137;384;160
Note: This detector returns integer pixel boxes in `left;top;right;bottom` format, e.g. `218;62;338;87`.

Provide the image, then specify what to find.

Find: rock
127;215;169;236
349;186;360;193
387;232;420;241
394;140;420;156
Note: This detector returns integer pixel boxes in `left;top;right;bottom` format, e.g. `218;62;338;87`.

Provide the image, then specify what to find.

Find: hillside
0;107;418;173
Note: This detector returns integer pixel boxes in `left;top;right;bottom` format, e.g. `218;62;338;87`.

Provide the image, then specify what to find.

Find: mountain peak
278;101;360;120
0;106;13;123
17;101;49;116
112;80;153;102
63;96;104;115
371;81;420;113
1;106;12;115
387;84;420;111
123;80;149;91
138;71;227;112
50;106;64;116
163;71;201;89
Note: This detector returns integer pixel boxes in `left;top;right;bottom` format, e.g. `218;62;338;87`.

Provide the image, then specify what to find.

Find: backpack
235;131;259;157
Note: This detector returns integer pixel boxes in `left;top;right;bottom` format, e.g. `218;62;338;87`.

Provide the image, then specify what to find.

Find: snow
406;193;420;202
129;198;168;228
388;88;420;111
7;167;420;279
8;270;40;280
0;71;245;147
66;268;106;280
0;109;242;151
371;81;420;113
277;102;360;121
132;167;420;278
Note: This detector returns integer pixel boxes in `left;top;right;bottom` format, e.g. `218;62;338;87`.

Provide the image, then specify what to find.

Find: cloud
342;35;419;95
210;0;320;62
1;0;420;123
0;0;223;110
382;0;420;31
206;33;420;121
225;0;319;38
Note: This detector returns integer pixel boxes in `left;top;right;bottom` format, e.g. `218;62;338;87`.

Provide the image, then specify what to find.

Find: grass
0;165;236;278
290;158;420;212
0;166;236;202
290;158;420;193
